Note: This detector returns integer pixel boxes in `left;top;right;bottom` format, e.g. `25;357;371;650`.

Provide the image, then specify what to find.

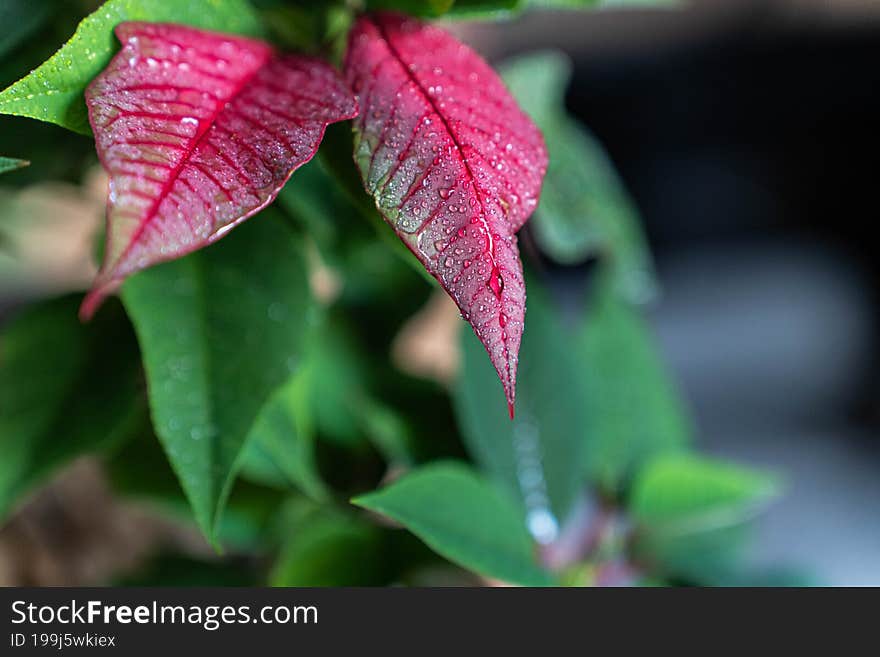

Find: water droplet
487;266;504;299
499;312;508;327
444;256;454;268
438;187;452;200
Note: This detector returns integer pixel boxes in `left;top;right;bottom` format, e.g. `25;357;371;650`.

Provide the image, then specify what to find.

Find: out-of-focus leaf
271;506;389;586
241;362;327;501
354;462;554;586
104;422;286;551
365;0;455;17
0;157;29;175
368;0;523;18
448;0;523;17
0;0;263;134
0;0;53;60
501;51;656;303
631;455;778;525
79;21;357;318
630;455;779;583
303;317;368;447
121;210;314;543
277;157;358;267
580;275;690;492
454;276;589;534
0;296;143;520
529;0;674;7
346;14;548;414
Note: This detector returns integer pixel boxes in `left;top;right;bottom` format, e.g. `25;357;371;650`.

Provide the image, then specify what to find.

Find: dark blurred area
466;0;880;584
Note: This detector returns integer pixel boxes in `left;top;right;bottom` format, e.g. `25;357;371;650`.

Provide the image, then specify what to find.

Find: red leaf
344;14;547;415
81;22;358;319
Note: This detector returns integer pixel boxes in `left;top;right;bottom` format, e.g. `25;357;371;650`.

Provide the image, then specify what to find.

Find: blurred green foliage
0;0;793;587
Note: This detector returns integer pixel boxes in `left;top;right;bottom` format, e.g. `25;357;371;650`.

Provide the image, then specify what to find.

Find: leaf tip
79;279;117;322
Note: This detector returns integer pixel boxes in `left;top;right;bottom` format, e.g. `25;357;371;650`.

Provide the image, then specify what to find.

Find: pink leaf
344;13;547;416
81;22;358;319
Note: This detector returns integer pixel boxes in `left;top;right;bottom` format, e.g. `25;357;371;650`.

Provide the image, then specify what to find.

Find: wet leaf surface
345;13;547;413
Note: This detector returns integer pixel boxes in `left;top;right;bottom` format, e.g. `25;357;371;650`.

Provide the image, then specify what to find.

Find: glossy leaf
580;274;690;492
80;21;357;318
0;0;262;134
501;51;656;302
354;462;554;586
454;276;589;532
120;211;313;542
0;156;29;175
345;13;548;414
0;296;143;520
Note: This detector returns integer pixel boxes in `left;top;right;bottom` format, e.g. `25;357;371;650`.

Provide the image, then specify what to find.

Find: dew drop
487;265;504;299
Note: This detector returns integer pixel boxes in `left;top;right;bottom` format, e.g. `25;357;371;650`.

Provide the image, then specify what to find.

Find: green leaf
365;0;455;17
0;0;53;60
631;455;778;526
241;362;327;501
354;462;554;586
580;275;691;492
271;506;389;586
121;210;314;543
630;454;779;583
501;51;656;303
454;276;589;532
528;0;675;7
0;295;143;520
0;0;263;134
0;156;28;175
447;0;523;17
104;422;285;550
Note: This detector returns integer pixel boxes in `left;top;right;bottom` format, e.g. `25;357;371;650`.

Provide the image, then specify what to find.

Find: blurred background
1;0;879;585
464;0;880;585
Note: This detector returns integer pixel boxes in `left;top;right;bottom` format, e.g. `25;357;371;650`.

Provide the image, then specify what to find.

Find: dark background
468;0;880;584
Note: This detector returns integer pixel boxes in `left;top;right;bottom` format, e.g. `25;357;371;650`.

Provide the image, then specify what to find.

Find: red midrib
370;18;499;274
370;17;513;386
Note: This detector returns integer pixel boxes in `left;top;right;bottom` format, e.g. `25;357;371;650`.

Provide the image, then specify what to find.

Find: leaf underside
345;13;547;414
82;22;358;319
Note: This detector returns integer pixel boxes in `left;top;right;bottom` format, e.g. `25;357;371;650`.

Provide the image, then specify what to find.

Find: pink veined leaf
80;22;358;319
344;13;548;417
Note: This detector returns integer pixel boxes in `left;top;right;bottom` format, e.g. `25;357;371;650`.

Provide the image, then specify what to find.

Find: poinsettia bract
81;22;358;318
345;13;547;415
